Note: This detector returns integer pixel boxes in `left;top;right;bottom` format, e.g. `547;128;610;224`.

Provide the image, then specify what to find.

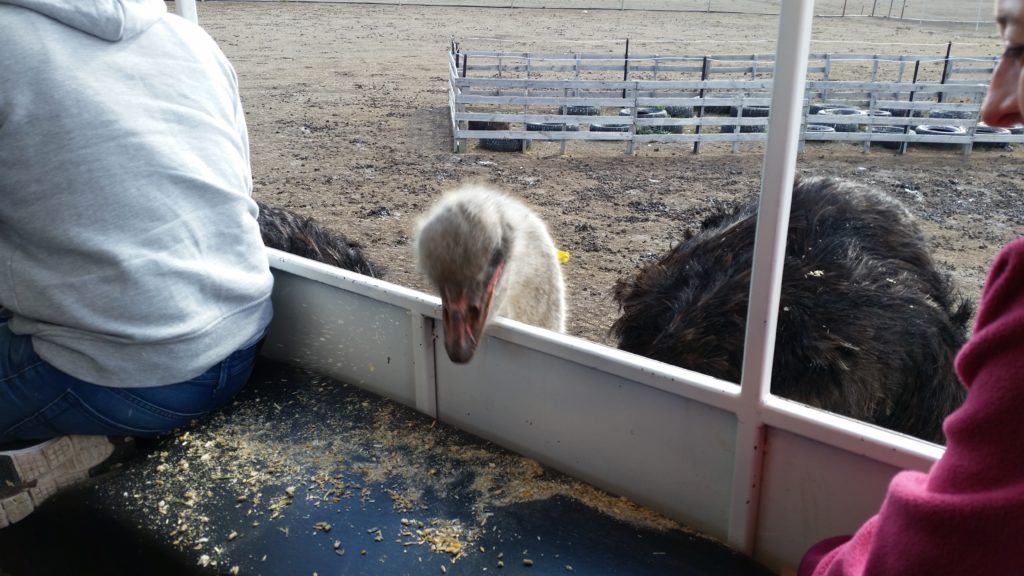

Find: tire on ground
879;107;925;118
974;124;1012;149
590;124;630;133
522;122;578;151
731;105;771;117
479;138;525;152
468;121;509;131
913;125;967;136
928;109;973;120
816;107;867;132
469;120;524;152
621;107;682;134
865;125;910;149
561;105;600;116
720;124;765;134
526;122;578;131
666;106;693;118
619;107;670;118
804;124;836;133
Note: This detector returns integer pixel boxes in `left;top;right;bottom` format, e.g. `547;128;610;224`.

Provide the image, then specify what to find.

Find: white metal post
175;0;198;25
727;0;815;555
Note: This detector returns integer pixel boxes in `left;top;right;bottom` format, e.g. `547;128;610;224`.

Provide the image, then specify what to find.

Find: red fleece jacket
800;238;1024;576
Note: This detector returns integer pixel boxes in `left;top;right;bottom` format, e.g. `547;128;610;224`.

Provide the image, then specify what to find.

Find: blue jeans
0;318;262;442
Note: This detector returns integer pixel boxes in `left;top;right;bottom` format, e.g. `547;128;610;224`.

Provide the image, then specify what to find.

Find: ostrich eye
487;248;505;272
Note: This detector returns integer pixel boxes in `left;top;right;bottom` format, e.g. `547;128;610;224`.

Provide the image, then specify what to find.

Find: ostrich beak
441;261;505;364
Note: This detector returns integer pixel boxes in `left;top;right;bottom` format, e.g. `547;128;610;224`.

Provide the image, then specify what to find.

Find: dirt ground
193;1;1022;346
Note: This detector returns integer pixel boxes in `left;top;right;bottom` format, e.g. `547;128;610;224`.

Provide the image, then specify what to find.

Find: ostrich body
256;201;384;278
415;184;566;364
612;176;971;444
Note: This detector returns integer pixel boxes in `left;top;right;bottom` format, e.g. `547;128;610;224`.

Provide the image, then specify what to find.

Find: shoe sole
0;436;133;528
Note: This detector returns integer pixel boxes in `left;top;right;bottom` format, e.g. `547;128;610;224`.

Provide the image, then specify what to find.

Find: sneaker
0;435;135;528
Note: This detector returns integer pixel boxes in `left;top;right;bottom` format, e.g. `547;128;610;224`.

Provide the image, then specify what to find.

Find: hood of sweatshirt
0;0;165;41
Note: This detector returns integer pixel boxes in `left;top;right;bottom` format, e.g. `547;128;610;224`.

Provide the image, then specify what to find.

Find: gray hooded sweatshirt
0;0;274;387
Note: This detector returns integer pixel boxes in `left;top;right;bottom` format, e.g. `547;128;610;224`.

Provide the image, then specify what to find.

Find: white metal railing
728;0;815;552
261;246;944;572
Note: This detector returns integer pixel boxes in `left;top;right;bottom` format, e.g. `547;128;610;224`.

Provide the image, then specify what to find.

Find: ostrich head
415;187;514;363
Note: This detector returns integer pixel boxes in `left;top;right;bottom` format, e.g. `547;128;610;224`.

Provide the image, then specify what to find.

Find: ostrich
256;201;385;279
611;176;972;444
414;184;566;364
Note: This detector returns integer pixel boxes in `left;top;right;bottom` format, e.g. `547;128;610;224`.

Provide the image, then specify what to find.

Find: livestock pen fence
224;0;993;26
448;46;1023;155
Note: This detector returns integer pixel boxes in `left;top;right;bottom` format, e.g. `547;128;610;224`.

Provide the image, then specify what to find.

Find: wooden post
694;56;709;154
525;53;531;135
871;0;878;17
900;0;908;19
900;59;921;155
823;53;832;103
622;38;630;99
864;91;879;153
731;99;742;154
622;89;630;153
563;53;582;156
938;41;952;103
560;85;569;156
842;0;848;17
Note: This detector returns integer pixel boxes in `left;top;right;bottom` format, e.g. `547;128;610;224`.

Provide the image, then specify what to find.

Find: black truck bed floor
0;359;772;576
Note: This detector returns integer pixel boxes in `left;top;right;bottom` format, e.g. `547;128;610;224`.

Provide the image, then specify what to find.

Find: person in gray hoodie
0;0;274;528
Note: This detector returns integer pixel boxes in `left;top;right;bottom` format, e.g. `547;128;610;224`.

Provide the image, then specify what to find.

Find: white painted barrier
260;248;942;573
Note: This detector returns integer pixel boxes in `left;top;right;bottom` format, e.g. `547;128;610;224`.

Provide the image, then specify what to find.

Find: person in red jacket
798;1;1024;573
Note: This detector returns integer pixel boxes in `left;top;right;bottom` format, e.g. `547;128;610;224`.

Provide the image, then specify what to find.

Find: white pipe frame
175;0;198;25
728;0;816;554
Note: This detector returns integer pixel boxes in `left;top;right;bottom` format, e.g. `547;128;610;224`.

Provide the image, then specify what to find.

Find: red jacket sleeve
800;238;1024;576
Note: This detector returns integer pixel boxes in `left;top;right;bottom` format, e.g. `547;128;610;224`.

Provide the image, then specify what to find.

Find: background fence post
938;41;952;103
694;56;709;155
622;38;630;99
900;59;921;155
